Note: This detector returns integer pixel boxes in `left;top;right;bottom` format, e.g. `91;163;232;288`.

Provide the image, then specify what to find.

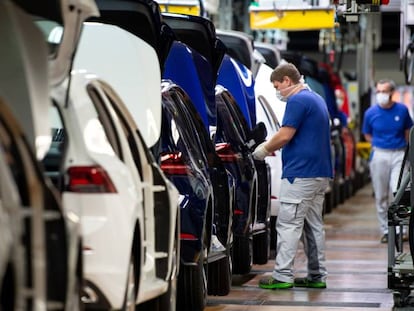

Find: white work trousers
273;177;330;283
369;148;406;235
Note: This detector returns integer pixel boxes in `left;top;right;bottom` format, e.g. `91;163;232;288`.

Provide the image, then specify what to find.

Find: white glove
252;142;271;160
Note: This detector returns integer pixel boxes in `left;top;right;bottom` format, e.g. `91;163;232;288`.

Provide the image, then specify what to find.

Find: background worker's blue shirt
281;89;333;180
362;103;413;149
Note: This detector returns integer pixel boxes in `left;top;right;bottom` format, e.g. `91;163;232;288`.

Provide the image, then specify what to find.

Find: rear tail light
161;152;188;175
67;166;117;193
215;143;240;162
180;233;198;240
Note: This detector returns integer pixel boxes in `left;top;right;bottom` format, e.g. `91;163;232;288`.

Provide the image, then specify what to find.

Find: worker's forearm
264;127;296;152
265;134;289;152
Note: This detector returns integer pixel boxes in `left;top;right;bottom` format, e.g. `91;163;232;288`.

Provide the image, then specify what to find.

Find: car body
41;20;180;310
215;85;272;268
253;63;286;253
158;80;235;310
155;9;234;306
254;62;285;216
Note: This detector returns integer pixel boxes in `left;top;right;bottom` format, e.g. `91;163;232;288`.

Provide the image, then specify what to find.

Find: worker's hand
252;142;271;160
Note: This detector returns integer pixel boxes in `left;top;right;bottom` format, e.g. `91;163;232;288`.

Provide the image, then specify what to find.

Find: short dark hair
376;79;396;92
270;62;301;84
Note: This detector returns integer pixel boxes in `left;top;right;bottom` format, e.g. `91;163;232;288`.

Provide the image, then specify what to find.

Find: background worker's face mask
376;92;390;107
336;99;344;109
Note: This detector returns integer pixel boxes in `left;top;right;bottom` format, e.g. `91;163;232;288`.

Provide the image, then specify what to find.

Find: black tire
232;235;252;275
207;252;232;296
176;256;206;311
253;229;269;265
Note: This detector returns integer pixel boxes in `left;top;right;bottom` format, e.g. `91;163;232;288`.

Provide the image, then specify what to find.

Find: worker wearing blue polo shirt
362;79;413;244
253;62;333;289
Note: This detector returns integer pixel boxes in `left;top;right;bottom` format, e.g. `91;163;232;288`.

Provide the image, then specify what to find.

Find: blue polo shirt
362;103;413;149
281;89;333;179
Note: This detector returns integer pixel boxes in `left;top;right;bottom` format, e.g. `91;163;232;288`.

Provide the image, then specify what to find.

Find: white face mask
276;84;301;102
376;93;390;107
275;89;286;101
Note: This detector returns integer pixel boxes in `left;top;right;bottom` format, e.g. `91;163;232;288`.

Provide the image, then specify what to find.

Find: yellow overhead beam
249;7;335;31
159;4;200;16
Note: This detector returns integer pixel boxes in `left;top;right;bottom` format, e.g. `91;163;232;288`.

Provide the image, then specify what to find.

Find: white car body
33;0;145;308
50;73;144;309
254;63;286;216
46;21;179;308
74;22;179;305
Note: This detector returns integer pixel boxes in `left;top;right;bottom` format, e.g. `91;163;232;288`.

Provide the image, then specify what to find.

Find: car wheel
253;228;270;265
232;235;252;274
207;248;232;296
176;252;206;311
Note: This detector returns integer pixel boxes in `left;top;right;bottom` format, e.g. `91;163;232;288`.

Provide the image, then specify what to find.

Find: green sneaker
259;276;293;289
294;277;326;288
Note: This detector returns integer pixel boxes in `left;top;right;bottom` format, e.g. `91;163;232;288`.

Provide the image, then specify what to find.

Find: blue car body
217;55;256;129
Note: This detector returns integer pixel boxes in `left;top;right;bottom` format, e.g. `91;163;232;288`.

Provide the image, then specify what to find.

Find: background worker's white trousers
369;148;406;235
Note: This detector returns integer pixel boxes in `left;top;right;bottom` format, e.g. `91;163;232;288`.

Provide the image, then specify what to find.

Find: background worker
253;62;333;289
362;78;413;243
334;88;349;128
